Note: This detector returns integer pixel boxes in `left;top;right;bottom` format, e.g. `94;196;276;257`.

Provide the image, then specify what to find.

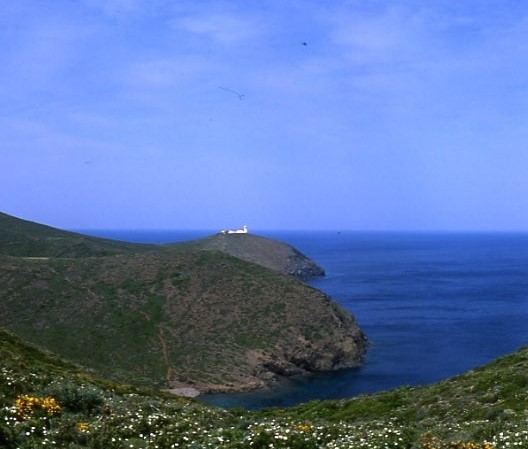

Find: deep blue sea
79;230;528;410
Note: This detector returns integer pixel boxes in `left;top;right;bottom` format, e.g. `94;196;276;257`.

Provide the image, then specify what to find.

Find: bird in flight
301;42;308;46
218;87;245;100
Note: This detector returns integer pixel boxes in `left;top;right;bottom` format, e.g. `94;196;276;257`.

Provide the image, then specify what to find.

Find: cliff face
182;233;325;281
243;300;367;391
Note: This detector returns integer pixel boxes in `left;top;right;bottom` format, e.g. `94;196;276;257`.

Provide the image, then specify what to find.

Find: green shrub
44;382;104;416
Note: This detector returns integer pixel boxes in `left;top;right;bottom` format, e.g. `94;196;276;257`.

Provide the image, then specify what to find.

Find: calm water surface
79;230;528;410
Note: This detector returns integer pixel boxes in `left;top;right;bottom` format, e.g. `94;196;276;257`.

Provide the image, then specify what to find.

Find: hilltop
0;211;150;257
0;213;323;280
180;231;325;280
1;326;528;448
0;212;366;393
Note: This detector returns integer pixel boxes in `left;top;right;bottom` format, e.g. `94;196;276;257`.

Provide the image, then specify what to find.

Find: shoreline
164;387;201;398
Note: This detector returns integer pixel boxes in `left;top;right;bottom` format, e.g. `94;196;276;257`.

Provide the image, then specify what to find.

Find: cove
199;231;528;409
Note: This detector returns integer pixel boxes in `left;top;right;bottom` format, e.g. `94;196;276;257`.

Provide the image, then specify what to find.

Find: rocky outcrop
249;299;367;388
285;250;325;280
183;232;325;281
171;293;368;394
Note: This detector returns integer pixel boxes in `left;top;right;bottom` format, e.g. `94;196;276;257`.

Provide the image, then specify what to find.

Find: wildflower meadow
2;334;528;449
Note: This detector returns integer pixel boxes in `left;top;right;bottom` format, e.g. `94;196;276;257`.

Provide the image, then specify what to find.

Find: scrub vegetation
2;328;528;449
0;212;366;393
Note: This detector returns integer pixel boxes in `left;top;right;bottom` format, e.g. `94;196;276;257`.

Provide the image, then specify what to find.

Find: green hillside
271;345;528;438
1;327;528;448
0;212;366;392
0;212;150;257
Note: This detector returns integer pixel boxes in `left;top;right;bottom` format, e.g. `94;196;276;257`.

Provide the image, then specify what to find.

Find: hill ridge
180;232;325;280
0;211;151;257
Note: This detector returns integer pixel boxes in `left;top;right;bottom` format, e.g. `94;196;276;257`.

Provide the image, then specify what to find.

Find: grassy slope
268;345;528;431
0;212;150;257
0;212;366;392
0;249;364;390
1;327;528;448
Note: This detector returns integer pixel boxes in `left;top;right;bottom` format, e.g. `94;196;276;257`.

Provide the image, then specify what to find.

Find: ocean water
79;230;528;410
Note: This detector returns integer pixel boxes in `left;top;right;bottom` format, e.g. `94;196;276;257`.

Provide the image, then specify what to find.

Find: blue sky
2;0;528;231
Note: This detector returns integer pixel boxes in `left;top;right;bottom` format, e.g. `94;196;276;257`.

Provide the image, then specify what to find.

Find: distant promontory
180;229;325;280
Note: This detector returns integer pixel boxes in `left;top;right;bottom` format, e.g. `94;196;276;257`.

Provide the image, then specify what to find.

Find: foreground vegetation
2;327;528;449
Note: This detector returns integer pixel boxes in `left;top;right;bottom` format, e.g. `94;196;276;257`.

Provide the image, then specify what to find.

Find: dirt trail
158;327;174;384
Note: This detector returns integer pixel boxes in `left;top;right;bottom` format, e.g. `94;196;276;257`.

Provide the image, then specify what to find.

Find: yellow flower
76;422;90;432
41;397;61;416
15;395;61;419
295;423;312;433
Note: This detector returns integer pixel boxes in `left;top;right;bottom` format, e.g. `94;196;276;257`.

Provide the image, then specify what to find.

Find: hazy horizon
73;226;528;234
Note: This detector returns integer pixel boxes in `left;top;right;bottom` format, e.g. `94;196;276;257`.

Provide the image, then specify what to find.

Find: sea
79;230;528;410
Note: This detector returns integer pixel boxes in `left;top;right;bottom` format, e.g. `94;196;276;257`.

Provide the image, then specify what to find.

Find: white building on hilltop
221;225;248;234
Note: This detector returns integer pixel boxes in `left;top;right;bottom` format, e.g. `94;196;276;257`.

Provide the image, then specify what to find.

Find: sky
2;0;528;231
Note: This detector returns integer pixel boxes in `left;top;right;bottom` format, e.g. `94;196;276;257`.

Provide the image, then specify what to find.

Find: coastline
165;387;201;398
